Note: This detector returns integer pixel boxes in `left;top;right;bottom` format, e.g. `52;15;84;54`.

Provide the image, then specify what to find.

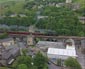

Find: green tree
78;31;85;37
36;6;84;36
17;64;28;69
5;10;13;16
33;52;48;69
0;32;8;39
21;49;28;56
64;57;82;69
17;56;32;67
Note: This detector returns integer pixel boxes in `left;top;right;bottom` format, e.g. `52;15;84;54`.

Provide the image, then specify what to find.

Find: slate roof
0;38;13;43
36;41;65;49
1;46;19;60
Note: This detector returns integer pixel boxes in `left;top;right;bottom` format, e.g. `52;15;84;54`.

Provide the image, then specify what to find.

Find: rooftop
66;39;75;45
2;47;19;59
47;48;77;57
0;38;13;43
36;41;65;49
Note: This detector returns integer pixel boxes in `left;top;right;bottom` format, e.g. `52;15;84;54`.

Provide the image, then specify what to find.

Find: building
36;41;65;50
56;3;65;7
0;46;20;66
47;48;77;60
66;0;72;3
72;3;80;10
37;16;48;19
29;25;36;33
0;38;14;48
0;45;5;55
47;39;77;60
27;35;34;46
10;14;27;17
65;38;75;47
79;17;85;24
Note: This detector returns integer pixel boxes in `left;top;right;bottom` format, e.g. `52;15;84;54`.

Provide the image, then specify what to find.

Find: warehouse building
47;48;77;60
47;39;77;60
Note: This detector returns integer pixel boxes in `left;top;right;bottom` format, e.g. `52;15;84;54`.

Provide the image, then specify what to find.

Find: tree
78;31;85;37
13;55;32;69
0;32;8;39
21;49;28;56
17;56;32;67
64;57;82;69
5;10;13;16
33;52;48;69
17;64;28;69
36;6;84;36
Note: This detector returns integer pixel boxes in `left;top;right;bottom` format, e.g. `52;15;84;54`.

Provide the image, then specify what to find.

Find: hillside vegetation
0;0;85;36
73;0;85;16
73;0;85;8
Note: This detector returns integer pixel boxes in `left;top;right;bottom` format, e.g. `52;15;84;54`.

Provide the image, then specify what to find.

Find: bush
64;57;82;69
0;33;8;39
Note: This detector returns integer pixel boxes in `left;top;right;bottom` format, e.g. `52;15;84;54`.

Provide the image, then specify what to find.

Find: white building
37;16;48;19
47;48;77;60
47;39;77;60
66;0;72;3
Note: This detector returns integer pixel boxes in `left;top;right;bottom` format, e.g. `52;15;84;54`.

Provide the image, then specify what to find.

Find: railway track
0;31;85;40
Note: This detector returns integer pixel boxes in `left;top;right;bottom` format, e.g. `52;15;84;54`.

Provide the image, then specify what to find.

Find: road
76;47;85;69
48;63;64;69
77;51;85;69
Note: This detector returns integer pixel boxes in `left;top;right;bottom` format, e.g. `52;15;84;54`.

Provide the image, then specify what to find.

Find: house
37;16;48;19
9;14;27;17
0;38;29;66
0;45;5;59
79;17;85;24
0;38;14;48
29;25;36;33
66;0;72;3
72;3;80;10
65;38;75;48
47;39;77;60
10;14;17;17
56;3;65;7
0;46;20;66
27;35;34;46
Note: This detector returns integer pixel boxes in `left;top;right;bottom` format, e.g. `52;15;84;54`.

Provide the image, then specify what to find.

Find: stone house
0;46;20;66
0;38;14;48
